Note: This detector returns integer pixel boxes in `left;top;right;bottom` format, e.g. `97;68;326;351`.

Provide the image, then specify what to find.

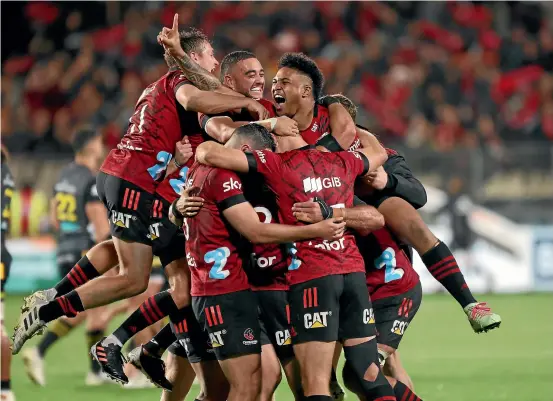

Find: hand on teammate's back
365;166;388;190
312;217;346;240
175;136;193;166
177;186;204;218
273;116;299;137
246;99;270;121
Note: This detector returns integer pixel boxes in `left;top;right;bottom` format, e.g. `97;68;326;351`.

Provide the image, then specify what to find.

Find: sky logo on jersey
223;177;241;192
209;330;225;348
311;123;318;132
304;311;331;329
111;211;133;228
302;177;342;193
255;150;266;164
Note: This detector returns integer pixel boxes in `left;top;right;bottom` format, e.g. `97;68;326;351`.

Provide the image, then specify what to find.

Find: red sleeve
257;99;277;117
206;169;247;211
340;151;370;177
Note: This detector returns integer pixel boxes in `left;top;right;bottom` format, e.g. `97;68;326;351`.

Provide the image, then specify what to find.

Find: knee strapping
343;341;390;393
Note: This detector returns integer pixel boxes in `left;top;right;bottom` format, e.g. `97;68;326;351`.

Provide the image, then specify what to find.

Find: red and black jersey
185;162;251;297
356;226;419;301
248;148;369;285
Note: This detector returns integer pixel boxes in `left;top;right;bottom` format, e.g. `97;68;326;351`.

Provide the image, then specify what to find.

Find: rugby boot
464;302;502;333
12;304;48;355
90;338;128;384
127;345;173;391
21;288;56;313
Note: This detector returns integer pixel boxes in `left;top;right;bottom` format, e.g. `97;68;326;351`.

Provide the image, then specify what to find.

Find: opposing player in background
21;129;112;387
12;20;269;358
1;145;16;401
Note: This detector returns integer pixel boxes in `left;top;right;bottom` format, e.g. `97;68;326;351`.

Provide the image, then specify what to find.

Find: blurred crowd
1;1;553;160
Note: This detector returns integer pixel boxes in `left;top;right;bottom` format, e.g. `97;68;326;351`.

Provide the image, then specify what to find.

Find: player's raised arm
223;202;346;244
292;197;385;236
318;96;357;150
195;141;251;173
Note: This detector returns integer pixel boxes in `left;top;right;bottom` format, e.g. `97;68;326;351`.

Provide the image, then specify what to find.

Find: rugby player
195;122;401;401
12;20;268;366
176;125;347;401
1;145;15;401
325;94;501;335
21;129;113;387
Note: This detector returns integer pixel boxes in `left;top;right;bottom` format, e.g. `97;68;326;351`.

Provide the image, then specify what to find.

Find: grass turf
3;293;552;401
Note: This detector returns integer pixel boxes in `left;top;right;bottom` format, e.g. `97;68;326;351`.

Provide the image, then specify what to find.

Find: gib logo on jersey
303;177;342;193
304;311;332;329
223;177;241;193
111;211;133;228
147;222;161;240
275;330;292;346
391;320;408;336
363;308;375;324
209;330;226;348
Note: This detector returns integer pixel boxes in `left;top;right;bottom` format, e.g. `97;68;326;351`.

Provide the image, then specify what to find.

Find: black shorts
193;290;261;361
373;281;422;350
97;172;154;246
256;290;294;361
56;251;82;278
289;272;375;344
150;197;186;268
170;307;216;363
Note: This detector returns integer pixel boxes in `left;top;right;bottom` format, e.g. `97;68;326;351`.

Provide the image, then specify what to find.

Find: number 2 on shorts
205;247;231;279
374;247;404;283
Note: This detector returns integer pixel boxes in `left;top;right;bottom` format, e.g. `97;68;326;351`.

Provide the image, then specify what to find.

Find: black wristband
173;158;183;169
319;95;340;107
314;197;333;220
171;199;184;220
316;135;344;152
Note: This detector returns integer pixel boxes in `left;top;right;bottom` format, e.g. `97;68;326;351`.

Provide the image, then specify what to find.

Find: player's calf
293;341;335;398
259;344;282;401
219;353;261;401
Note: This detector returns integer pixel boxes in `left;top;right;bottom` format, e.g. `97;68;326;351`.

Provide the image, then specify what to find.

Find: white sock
101;334;123;347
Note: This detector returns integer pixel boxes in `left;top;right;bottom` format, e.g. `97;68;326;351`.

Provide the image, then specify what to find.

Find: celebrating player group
10;14;501;401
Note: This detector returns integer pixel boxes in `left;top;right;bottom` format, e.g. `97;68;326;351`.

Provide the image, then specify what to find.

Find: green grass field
4;293;553;401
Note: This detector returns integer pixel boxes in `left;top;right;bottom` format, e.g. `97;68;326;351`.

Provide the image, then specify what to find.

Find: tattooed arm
167;53;221;91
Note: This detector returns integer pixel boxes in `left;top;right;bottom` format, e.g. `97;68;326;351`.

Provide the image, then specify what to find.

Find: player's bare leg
381;350;413;391
259;344;281;401
293;341;335;397
160;353;195;401
378;197;501;333
281;358;303;401
1;322;14;400
219;354;261;401
330;343;345;401
190;360;229;401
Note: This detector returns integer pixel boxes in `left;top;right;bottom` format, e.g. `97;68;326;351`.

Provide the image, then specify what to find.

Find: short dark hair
321;94;357;121
278;53;324;100
220;50;256;82
179;27;210;55
73;128;100;154
233;124;276;152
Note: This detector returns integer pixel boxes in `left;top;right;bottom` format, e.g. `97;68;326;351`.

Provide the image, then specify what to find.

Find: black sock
393;380;422;401
86;329;105;373
422;241;476;308
1;380;10;391
54;256;100;297
143;323;177;357
37;319;74;357
305;396;332;401
39;291;84;322
112;291;179;345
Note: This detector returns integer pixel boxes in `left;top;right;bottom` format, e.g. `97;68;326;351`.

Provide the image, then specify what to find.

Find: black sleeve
353;196;367;207
372;153;427;209
245;152;258;172
316;134;344;152
217;194;247;212
83;178;101;204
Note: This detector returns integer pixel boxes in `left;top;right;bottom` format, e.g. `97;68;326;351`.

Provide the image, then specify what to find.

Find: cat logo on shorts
363;308;375;324
391;320;408;335
275;329;292;346
148;222;161;240
304;311;331;329
209;330;225;348
111;211;132;228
